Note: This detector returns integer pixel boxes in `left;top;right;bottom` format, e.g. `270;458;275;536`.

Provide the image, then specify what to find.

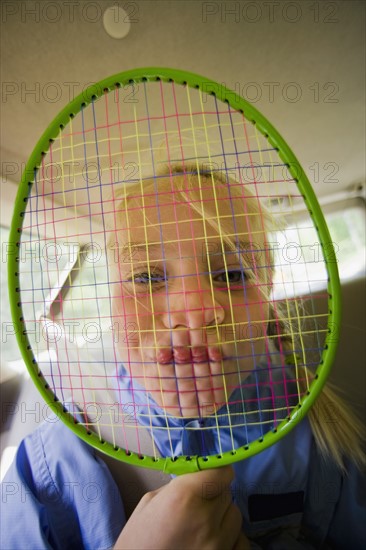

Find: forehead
115;176;257;245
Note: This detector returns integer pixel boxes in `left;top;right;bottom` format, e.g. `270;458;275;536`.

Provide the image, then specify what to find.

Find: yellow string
132;100;172;457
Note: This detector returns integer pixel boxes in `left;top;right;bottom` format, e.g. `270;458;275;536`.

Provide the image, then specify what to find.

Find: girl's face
111;179;270;418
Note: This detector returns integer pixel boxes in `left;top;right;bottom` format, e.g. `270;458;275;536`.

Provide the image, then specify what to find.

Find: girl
1;166;365;549
108;164;364;463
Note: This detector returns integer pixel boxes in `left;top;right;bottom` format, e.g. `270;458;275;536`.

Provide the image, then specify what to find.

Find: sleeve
1;439;53;550
300;441;366;550
240;427;365;549
0;418;126;550
325;460;366;549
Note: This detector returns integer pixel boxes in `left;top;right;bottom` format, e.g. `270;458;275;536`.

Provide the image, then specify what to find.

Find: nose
162;274;225;330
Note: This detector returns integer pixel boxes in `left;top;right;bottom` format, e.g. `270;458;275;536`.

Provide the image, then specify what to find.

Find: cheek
229;290;269;350
111;290;138;357
112;284;142;321
231;286;269;321
112;292;157;362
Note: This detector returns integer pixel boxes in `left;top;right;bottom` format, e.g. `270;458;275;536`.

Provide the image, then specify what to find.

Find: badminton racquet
8;68;341;474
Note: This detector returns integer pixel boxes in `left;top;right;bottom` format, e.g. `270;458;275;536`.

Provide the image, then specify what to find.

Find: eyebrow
118;241;246;267
128;243;162;251
122;241;231;252
119;239;241;250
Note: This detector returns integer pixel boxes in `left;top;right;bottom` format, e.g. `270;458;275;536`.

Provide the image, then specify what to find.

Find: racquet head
8;68;341;474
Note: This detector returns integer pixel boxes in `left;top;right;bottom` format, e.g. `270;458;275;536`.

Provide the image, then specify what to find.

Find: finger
211;490;235;525
175;465;235;500
221;501;243;543
135;483;167;510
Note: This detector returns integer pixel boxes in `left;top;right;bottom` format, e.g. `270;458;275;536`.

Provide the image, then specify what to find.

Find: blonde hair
109;165;365;472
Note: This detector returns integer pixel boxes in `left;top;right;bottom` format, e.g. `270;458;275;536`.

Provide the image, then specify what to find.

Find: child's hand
114;465;249;549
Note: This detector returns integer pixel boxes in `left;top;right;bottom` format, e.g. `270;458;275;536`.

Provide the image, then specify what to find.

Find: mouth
156;346;224;365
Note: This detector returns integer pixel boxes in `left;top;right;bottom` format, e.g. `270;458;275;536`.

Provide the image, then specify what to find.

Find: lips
156;346;223;364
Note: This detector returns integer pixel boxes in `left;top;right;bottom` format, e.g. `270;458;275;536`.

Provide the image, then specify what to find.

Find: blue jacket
1;367;365;549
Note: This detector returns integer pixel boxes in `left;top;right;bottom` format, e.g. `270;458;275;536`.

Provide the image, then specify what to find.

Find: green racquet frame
8;68;341;474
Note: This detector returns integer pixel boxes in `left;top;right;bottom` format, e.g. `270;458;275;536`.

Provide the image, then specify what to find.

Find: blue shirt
1;365;365;549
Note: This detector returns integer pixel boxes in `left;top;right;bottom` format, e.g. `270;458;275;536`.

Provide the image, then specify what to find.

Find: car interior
1;1;365;521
